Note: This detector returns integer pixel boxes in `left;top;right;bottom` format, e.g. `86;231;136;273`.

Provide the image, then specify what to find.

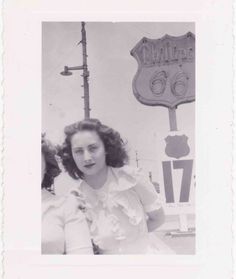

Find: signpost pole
167;107;189;234
168;107;178;131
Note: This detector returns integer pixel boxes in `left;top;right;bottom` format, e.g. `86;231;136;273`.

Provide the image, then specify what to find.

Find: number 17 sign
162;159;193;204
156;131;195;216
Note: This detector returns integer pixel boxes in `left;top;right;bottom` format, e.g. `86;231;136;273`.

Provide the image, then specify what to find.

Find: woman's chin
82;167;98;176
82;165;107;177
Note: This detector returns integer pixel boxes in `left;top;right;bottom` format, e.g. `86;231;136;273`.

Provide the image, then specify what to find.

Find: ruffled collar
109;166;142;192
70;166;142;198
79;168;113;208
71;166;144;219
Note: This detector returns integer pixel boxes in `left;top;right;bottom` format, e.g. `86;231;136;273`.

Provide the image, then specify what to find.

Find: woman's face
41;153;46;183
71;130;107;177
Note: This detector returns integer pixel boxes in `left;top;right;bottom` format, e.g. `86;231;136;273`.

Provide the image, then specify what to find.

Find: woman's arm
122;167;166;232
64;195;94;254
146;207;165;232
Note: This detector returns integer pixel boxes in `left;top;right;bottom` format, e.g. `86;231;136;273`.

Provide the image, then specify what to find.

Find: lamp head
60;66;73;76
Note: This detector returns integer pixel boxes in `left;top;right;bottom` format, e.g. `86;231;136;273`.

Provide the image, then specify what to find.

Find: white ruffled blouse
41;189;93;254
71;166;165;254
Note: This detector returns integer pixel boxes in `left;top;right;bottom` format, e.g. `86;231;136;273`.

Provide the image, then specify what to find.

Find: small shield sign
165;135;190;159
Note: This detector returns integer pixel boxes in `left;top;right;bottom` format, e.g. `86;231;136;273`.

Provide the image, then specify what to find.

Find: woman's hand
146;207;165;232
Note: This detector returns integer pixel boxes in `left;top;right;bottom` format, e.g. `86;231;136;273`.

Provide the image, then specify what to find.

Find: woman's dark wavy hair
41;134;61;190
58;118;129;180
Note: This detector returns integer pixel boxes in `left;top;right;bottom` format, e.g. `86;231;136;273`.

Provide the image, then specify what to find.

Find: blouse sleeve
63;194;93;254
134;169;162;213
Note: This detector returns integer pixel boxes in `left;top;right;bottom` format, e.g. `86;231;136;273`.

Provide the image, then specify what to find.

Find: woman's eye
89;146;97;152
74;149;83;155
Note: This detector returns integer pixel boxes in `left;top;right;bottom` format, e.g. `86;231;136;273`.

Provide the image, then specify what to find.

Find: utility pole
81;22;90;119
60;22;91;119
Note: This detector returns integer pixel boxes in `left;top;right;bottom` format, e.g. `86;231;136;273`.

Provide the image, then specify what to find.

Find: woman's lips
84;163;95;168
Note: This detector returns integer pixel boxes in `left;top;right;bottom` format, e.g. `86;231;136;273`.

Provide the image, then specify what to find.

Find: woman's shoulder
42;189;82;213
42;189;65;203
42;189;67;215
110;165;144;179
109;165;145;191
52;192;86;221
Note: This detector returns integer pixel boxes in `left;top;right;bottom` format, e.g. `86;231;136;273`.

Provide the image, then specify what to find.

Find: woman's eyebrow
72;146;83;150
88;143;98;147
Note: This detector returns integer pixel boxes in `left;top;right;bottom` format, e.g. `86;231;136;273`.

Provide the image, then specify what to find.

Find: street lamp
60;22;91;119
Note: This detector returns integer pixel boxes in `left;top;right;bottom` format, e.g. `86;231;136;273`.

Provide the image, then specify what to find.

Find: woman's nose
84;150;92;161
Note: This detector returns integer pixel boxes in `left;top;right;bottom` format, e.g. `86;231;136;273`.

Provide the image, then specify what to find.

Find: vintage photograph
2;0;234;276
42;22;195;255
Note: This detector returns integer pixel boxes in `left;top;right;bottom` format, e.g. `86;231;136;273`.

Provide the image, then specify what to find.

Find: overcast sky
42;22;195;186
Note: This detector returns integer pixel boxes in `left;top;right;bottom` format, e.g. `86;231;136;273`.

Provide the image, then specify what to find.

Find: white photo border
3;4;233;279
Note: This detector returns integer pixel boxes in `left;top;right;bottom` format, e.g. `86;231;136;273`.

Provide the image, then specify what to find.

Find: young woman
59;119;173;254
41;135;93;254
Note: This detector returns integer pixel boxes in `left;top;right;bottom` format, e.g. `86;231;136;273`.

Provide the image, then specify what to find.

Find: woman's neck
84;166;109;189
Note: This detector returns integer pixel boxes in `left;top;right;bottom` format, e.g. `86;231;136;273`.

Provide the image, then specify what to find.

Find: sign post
131;32;195;235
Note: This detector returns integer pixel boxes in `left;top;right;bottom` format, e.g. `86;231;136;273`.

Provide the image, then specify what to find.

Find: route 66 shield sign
130;32;195;108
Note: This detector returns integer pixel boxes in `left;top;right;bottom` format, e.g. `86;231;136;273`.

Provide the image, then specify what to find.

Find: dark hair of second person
41;135;61;190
